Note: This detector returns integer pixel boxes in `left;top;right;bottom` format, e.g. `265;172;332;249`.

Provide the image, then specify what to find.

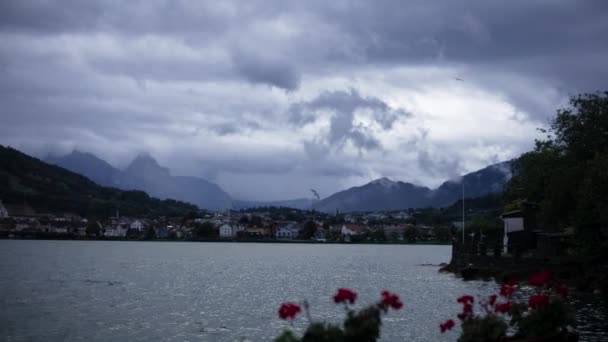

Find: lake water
0;240;606;341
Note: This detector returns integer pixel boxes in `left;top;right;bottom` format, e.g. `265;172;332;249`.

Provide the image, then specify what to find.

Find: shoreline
0;234;451;246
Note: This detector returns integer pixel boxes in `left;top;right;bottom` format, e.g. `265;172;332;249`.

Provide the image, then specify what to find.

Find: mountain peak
371;177;397;188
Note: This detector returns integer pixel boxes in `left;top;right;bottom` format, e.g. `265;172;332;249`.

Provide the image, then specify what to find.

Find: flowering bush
274;288;403;342
274;275;576;342
441;271;576;341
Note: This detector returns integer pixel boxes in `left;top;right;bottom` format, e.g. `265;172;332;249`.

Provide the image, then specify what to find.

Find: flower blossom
499;283;516;297
440;319;455;333
333;288;357;304
457;301;474;320
528;271;551;287
488;294;497;306
553;283;569;297
494;301;511;314
457;295;474;304
528;294;550;309
380;290;403;310
278;302;301;320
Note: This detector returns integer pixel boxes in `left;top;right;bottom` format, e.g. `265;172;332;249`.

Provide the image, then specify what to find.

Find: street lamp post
462;179;465;243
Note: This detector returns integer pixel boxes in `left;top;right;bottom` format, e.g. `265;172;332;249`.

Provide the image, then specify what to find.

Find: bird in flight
454;77;464;81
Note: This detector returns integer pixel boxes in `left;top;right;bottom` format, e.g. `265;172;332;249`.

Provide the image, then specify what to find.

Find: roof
501;210;524;219
3;203;37;217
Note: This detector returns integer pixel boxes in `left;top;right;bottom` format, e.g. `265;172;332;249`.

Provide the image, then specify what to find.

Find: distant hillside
233;198;317;210
46;151;232;210
428;161;512;207
0;145;198;217
313;161;512;213
313;178;433;213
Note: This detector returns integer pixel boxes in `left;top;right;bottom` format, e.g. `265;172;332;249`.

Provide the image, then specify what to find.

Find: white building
104;224;127;237
276;223;299;240
219;224;234;238
130;220;144;231
0;200;7;218
501;210;525;254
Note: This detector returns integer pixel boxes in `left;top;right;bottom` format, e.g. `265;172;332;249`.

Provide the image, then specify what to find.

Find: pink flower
528;271;551;287
457;295;474;304
500;283;516;297
528;294;550;309
380;290;404;310
553;283;569;298
494;301;511;314
440;319;455;333
333;288;357;304
278;302;301;320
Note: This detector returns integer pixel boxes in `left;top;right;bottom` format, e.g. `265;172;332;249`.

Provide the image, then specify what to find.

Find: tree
85;220;101;237
432;226;452;242
368;228;386;242
505;92;608;253
145;225;157;240
404;226;418;242
193;222;216;239
299;220;317;240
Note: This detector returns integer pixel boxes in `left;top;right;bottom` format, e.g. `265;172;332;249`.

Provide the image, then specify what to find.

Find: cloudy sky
1;1;607;201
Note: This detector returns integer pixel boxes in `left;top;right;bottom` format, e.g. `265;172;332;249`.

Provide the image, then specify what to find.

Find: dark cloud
0;0;606;200
232;50;300;90
289;88;411;156
417;149;462;180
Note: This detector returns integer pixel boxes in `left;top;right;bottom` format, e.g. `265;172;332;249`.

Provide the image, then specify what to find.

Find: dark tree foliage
298;220;318;239
193;222;216;239
505;92;608;253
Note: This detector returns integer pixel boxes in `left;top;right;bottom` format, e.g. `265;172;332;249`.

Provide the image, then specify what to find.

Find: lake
0;240;606;341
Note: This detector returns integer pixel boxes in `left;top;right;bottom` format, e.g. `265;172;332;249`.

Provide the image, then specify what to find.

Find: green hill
0;145;198;218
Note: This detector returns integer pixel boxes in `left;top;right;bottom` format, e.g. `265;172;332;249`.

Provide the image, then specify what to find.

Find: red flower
462;303;473;314
494;301;511;314
457;295;474;304
528;271;551;287
439;319;455;333
488;294;497;306
500;283;516;297
380;290;404;310
457;312;468;321
333;288;357;304
278;302;301;320
528;294;550;309
553;283;569;298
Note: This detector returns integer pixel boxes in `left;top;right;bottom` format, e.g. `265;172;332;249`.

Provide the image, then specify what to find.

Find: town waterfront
1;240;606;341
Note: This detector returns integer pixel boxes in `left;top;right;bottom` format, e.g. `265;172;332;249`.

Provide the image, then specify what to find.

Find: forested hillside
0;146;198;218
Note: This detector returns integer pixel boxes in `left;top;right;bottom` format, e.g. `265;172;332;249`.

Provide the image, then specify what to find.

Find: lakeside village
0;199;454;243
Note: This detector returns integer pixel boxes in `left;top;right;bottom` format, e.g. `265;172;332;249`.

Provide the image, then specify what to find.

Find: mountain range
312;161;511;213
46;150;512;212
0;145;197;217
46;151;232;210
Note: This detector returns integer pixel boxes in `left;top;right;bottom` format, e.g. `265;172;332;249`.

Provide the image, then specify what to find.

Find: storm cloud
1;0;606;200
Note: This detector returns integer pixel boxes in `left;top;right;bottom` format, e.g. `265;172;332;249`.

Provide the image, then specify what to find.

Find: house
275;222;299;240
244;226;270;238
0;200;8;218
340;224;367;236
130;220;144;231
157;226;169;239
384;225;405;240
500;210;537;254
3;203;37;218
104;225;127;237
219;224;235;238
